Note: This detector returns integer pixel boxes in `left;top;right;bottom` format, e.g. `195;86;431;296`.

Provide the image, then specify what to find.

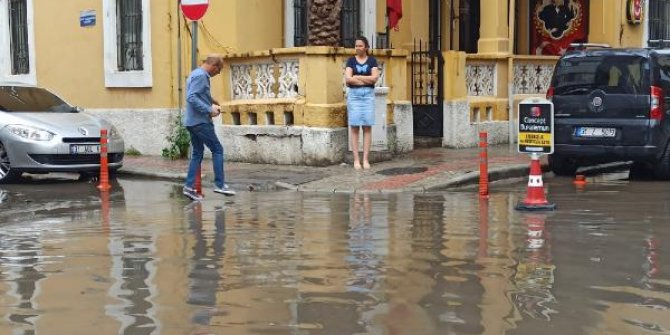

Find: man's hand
210;104;222;117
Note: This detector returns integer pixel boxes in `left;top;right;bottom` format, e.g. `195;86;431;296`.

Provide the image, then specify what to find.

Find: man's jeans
185;122;225;189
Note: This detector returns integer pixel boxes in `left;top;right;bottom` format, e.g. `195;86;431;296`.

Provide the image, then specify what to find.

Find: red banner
531;0;589;56
387;0;402;30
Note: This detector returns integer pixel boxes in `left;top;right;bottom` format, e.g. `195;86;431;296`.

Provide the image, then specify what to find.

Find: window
341;0;361;48
116;0;143;71
9;0;29;74
293;0;308;47
103;0;152;87
649;0;670;41
0;0;35;85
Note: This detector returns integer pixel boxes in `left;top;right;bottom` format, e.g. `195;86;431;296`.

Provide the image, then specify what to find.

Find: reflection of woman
345;36;379;170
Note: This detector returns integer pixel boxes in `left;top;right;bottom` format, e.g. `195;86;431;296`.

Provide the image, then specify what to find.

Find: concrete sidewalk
118;145;544;193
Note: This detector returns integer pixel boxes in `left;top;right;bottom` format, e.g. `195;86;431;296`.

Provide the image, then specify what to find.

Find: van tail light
651;86;665;121
546;86;555;101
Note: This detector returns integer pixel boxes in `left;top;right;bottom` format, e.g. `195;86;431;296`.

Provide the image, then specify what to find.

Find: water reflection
0;236;45;335
510;213;557;321
185;202;226;326
0;178;668;334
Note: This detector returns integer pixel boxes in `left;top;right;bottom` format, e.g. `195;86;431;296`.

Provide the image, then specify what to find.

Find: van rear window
553;55;650;95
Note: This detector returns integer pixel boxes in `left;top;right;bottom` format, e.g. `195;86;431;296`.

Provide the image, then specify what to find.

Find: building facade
0;0;665;164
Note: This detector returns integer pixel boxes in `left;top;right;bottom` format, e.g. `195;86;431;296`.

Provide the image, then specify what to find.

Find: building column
477;0;510;54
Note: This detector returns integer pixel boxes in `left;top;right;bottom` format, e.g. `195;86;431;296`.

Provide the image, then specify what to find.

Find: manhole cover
377;167;428;176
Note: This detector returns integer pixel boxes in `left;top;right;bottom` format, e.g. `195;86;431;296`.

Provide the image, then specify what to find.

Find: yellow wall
33;1;175;109
28;0;645;112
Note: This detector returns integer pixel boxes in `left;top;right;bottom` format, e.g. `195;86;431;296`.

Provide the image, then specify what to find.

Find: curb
117;169;187;180
424;163;537;191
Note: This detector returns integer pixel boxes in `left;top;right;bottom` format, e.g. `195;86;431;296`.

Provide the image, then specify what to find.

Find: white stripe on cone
527;175;543;187
181;0;208;5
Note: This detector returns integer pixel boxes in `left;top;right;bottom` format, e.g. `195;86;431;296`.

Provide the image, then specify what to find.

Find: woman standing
345;36;379;170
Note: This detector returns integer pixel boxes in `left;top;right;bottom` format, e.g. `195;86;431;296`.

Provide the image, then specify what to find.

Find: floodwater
0;176;668;335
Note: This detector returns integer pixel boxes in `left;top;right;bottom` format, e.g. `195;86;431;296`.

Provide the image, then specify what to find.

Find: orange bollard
97;129;111;191
573;174;586;187
479;132;489;199
515;153;556;211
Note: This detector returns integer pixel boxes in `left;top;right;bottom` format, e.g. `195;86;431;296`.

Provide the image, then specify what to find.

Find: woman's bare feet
363;161;371;169
354;162;362;170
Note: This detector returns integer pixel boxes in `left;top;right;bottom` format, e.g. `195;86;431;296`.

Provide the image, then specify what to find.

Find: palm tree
308;0;343;46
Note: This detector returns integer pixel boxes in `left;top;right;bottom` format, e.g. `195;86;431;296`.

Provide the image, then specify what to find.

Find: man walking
182;55;235;201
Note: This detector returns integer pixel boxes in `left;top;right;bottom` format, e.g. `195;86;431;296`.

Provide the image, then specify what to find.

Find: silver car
0;85;124;183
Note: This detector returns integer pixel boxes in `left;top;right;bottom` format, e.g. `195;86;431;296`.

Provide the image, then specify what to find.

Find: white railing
512;61;555;95
466;61;497;96
230;59;299;100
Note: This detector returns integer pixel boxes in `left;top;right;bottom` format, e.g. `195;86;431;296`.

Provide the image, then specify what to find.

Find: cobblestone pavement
119;145;544;193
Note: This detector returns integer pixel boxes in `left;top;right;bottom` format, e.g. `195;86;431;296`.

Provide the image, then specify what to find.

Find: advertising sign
518;98;554;154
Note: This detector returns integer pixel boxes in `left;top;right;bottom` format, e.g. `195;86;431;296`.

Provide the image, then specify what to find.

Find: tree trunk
308;0;342;46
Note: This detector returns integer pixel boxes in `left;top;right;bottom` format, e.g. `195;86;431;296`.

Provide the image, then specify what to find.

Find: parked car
548;46;670;178
0;85;124;183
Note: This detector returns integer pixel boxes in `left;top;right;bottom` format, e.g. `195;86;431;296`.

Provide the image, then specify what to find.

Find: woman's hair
356;36;370;54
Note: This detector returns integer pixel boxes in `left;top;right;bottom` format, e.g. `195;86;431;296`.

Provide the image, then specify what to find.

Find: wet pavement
118;145;538;192
0;174;668;334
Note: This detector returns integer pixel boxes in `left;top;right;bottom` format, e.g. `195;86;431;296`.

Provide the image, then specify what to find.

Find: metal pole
191;21;198;70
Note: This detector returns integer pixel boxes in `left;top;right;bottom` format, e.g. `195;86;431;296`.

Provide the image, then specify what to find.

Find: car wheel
654;143;670;180
548;154;578;176
0;141;21;183
630;161;652;180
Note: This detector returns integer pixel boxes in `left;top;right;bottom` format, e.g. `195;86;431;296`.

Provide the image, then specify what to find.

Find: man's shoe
213;184;236;196
183;186;204;201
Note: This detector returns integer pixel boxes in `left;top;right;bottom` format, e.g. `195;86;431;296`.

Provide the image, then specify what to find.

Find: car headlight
7;125;55;141
109;125;121;138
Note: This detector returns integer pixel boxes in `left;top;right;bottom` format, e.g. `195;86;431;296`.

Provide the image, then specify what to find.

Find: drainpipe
507;0;516;147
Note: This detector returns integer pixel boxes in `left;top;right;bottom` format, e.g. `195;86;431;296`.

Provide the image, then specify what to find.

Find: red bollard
97;129;111;191
515;153;555;211
479;132;489;199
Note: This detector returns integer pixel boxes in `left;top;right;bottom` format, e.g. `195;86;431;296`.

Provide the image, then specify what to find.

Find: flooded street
0;176;669;335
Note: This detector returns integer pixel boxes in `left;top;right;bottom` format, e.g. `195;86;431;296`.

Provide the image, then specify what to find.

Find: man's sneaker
183;186;204;201
213;184;236;196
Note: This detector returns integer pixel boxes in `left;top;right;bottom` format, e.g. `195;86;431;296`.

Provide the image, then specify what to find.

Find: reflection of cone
516;155;556;211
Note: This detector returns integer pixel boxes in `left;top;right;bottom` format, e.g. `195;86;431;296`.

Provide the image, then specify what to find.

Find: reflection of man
539;0;576;39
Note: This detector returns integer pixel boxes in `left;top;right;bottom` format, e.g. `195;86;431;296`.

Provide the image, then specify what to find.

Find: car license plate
575;127;616;137
70;144;100;154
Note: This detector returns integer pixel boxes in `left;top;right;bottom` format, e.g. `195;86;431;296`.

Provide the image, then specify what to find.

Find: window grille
294;0;308;46
341;0;361;48
649;0;670;41
8;0;29;75
116;0;143;71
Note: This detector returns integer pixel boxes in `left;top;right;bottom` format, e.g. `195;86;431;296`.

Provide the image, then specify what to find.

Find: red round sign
180;0;209;21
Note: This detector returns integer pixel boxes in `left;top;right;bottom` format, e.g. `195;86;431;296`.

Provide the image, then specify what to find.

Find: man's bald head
202;55;223;76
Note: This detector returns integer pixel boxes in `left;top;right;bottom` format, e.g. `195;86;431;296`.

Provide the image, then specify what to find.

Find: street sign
180;0;209;21
518;98;554;154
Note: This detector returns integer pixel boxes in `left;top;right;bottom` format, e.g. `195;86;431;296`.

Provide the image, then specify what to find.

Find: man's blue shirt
184;67;213;127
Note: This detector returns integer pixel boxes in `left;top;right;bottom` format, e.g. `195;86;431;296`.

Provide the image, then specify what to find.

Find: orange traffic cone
516;154;556;211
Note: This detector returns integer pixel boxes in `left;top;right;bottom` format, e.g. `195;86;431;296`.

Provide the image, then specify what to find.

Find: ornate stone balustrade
465;60;497;97
221;47;407;128
512;56;556;95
